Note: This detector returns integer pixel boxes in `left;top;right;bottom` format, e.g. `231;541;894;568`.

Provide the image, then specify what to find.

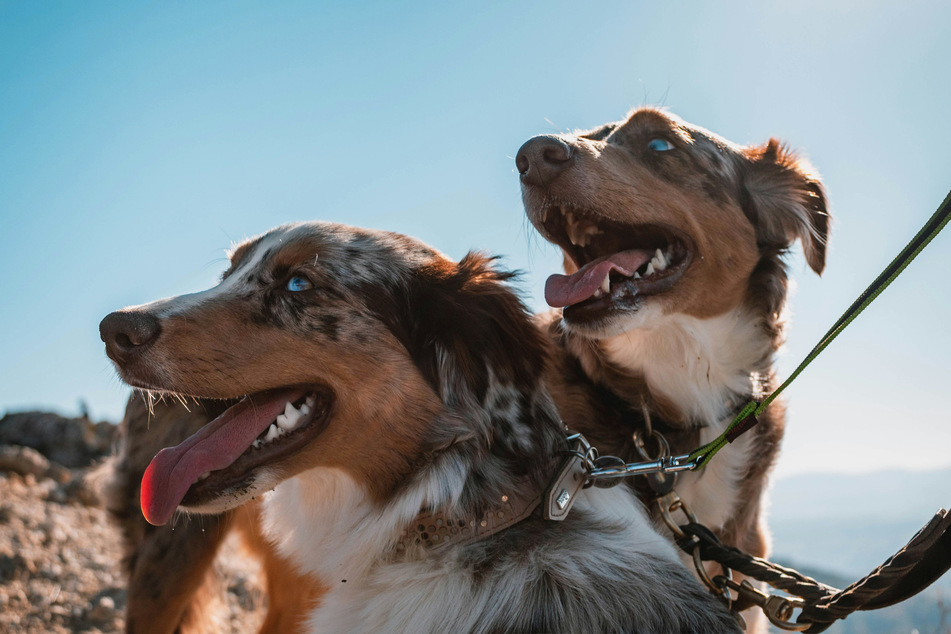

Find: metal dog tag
543;451;588;521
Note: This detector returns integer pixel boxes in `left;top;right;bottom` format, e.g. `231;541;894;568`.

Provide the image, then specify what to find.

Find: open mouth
140;386;333;526
536;205;694;320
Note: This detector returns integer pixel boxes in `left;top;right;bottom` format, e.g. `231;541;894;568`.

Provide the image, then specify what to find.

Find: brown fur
144;306;441;505
234;502;327;633
537;327;786;559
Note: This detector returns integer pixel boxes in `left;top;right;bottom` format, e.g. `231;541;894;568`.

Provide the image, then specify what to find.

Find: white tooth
633;272;641;279
300;403;311;416
567;223;600;248
280;406;302;431
655;248;668;271
601;272;611;294
252;439;261;449
305;395;316;408
567;221;586;247
645;262;655;276
564;211;583;246
593;289;603;298
198;472;211;481
265;424;280;443
287;412;303;431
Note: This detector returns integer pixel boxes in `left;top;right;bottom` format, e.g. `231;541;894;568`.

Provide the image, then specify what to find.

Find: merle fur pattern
102;222;740;633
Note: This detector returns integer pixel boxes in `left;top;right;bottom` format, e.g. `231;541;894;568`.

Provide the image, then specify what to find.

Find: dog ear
741;139;830;274
372;253;546;404
579;122;617;141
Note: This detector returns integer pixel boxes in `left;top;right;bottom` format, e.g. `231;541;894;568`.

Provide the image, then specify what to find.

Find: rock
86;594;116;622
47;463;72;484
0;412;266;633
0;445;50;479
0;446;82;501
69;472;104;507
0;411;118;469
0;553;28;582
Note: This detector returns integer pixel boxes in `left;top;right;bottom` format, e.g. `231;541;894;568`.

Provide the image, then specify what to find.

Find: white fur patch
602;309;770;423
675;420;754;533
299;483;679;632
602;309;770;533
261;453;691;632
262;461;470;583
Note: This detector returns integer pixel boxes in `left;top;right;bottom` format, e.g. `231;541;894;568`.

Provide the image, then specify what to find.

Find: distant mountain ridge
770;467;951;523
769;467;951;584
755;469;951;632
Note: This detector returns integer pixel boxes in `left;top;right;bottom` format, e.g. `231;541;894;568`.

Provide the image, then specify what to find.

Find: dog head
101;222;558;526
518;108;829;339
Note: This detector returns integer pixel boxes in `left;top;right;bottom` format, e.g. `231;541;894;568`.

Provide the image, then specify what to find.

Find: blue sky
1;0;949;478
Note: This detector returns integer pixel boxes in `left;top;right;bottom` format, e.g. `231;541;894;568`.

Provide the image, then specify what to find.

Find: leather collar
392;434;591;555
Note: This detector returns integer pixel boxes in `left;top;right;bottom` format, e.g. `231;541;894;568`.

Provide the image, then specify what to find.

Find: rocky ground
0;410;266;633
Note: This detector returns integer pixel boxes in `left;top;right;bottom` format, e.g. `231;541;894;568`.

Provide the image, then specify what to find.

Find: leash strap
802;508;951;628
677;508;951;632
689;188;951;468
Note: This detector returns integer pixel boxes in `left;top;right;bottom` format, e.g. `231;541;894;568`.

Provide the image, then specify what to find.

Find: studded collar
392;433;591;556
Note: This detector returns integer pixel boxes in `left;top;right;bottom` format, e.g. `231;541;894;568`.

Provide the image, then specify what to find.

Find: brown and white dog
100;222;740;632
517;107;829;611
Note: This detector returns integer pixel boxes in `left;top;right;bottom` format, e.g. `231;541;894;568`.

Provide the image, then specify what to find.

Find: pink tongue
140;388;306;526
545;249;652;308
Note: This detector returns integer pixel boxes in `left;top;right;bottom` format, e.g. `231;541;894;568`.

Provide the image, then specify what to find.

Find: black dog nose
515;135;573;187
100;310;161;362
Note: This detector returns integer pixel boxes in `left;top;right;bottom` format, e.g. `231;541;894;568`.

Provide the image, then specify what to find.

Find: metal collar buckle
542;433;595;520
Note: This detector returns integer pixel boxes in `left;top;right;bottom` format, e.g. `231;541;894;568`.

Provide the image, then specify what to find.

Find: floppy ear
741;139;830;274
371;252;547;404
579;122;618;141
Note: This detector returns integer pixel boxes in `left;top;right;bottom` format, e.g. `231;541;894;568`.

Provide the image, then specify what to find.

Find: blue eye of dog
648;138;674;152
286;276;312;292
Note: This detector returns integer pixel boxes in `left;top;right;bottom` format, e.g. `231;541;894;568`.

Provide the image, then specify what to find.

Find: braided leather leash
675;509;951;632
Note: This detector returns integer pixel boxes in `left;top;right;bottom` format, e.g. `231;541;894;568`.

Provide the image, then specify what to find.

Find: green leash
688;188;951;469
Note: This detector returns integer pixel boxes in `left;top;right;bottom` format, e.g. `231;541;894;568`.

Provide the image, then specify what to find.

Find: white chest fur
601;309;770;530
263;469;682;632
